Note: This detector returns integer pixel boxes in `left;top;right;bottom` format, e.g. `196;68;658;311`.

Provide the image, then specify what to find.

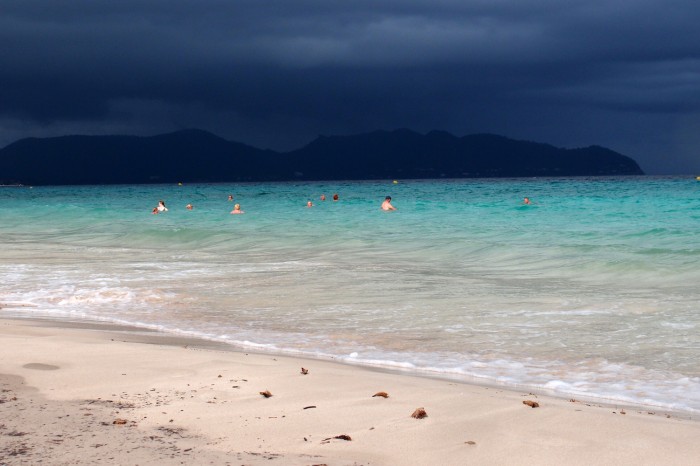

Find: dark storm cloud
1;0;700;173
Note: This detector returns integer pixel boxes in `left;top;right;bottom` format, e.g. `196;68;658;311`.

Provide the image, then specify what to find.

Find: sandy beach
1;318;698;465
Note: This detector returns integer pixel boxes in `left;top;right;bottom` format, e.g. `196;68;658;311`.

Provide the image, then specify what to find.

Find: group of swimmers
152;194;531;215
306;193;342;208
152;199;194;213
152;192;397;214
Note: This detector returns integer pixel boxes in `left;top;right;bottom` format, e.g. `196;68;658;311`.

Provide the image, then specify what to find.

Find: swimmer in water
157;200;168;212
228;194;234;201
523;197;531;205
186;203;193;210
333;193;339;201
320;194;326;201
381;196;396;211
230;203;244;214
152;207;159;215
307;201;313;207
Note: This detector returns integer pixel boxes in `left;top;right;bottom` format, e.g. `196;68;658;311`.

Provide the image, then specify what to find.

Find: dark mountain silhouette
0;128;643;185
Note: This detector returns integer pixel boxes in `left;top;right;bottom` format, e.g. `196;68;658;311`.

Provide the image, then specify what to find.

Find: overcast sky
2;0;699;174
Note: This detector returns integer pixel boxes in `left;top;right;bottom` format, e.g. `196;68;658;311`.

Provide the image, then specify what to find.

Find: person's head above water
381;196;396;210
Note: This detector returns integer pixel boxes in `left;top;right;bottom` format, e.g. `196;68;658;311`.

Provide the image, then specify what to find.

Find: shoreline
2;316;699;465
4;314;697;420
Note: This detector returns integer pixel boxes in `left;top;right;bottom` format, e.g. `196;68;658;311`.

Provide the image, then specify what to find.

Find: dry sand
1;318;699;465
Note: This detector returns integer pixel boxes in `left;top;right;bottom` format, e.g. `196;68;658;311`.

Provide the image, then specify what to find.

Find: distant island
0;128;644;185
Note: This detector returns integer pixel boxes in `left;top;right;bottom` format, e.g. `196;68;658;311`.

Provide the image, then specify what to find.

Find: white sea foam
2;178;700;414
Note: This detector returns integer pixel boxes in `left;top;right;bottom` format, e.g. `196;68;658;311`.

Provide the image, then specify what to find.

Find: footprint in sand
22;363;60;371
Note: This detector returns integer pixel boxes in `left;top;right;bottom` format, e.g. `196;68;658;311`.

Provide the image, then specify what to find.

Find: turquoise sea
1;177;699;414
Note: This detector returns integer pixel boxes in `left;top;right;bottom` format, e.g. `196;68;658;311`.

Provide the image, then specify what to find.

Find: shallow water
1;177;699;413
